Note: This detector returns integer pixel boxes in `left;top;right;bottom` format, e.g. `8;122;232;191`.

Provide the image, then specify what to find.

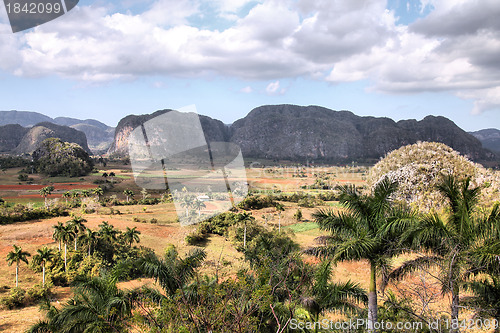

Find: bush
0;287;26;309
185;230;209;245
293;209;303;221
237;195;276;210
0;285;51;309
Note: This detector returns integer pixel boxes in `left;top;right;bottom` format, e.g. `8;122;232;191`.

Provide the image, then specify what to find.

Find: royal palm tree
123;227;141;247
302;260;367;333
192;198;206;217
180;194;195;217
79;228;98;257
52;221;65;251
32;247;55;286
99;221;119;243
93;187;104;200
62;191;71;204
311;178;413;332
60;225;75;271
238;212;253;249
80;189;90;198
275;203;285;232
388;175;500;333
67;216;87;251
6;245;31;287
123;189;134;202
39;186;54;208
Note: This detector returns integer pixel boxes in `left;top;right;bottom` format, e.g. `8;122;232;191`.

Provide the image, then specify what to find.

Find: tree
47;272;134;332
62;191;71;204
123;227;141;247
99;221;119;243
141;188;149;201
79;228;98;257
123;189;134;203
60;225;75;271
109;171;115;182
238;212;253;249
180;194;195;217
102;172;108;182
462;274;500;333
93;187;104;200
52;221;65;252
39;186;54;208
80;189;90;198
311;178;413;332
192;199;206;217
388;175;500;333
67;216;87;251
275;203;285;232
293;208;303;221
302;260;367;333
140;245;206;296
32;247;55;287
6;245;31;287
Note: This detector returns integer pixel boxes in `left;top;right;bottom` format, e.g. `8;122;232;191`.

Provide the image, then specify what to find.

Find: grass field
0;161;470;332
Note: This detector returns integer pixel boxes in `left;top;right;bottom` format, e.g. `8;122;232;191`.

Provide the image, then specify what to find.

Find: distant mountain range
469;129;500;153
0;111;114;153
1;107;498;163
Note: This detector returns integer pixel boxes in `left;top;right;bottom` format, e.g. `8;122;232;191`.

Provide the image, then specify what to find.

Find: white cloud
266;80;286;95
240;86;253;93
1;0;500;114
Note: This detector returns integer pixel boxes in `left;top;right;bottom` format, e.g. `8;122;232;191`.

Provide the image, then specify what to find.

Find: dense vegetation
33;138;94;177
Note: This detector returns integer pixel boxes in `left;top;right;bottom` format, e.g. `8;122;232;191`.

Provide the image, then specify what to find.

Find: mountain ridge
109;104;497;163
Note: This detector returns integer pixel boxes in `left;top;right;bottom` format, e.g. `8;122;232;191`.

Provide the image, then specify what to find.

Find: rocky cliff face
108;105;496;162
108;109;229;157
12;122;90;154
230;105;494;162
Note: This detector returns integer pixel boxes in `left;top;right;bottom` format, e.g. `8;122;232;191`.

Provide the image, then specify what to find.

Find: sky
0;0;499;131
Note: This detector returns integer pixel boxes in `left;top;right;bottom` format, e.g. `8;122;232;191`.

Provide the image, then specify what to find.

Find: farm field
0;158;498;332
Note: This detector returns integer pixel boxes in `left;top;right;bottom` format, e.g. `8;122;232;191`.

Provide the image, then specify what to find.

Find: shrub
185;230;208;245
293;209;303;221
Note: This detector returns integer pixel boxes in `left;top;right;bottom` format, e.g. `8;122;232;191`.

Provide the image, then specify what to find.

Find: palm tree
102;172;108;182
99;221;119;243
180;194;195;217
52;221;65;251
462;274;500;333
301;260;367;333
60;225;75;271
79;228;98;257
310;178;413;332
48;272;134;332
140;245;206;296
67;216;87;251
80;189;90;198
109;171;115;182
123;227;141;247
62;191;71;204
192;198;206;217
39;185;54;208
388;175;500;333
32;247;55;286
93;187;104;200
6;245;31;287
275;203;285;232
123;189;134;202
238;212;253;249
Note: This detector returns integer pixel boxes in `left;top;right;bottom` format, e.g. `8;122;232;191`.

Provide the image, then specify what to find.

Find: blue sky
0;0;499;131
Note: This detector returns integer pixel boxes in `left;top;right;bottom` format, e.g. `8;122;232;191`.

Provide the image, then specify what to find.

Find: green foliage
0;285;52;309
0;204;68;225
33;138;94;177
293;208;303;221
237;194;276;210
